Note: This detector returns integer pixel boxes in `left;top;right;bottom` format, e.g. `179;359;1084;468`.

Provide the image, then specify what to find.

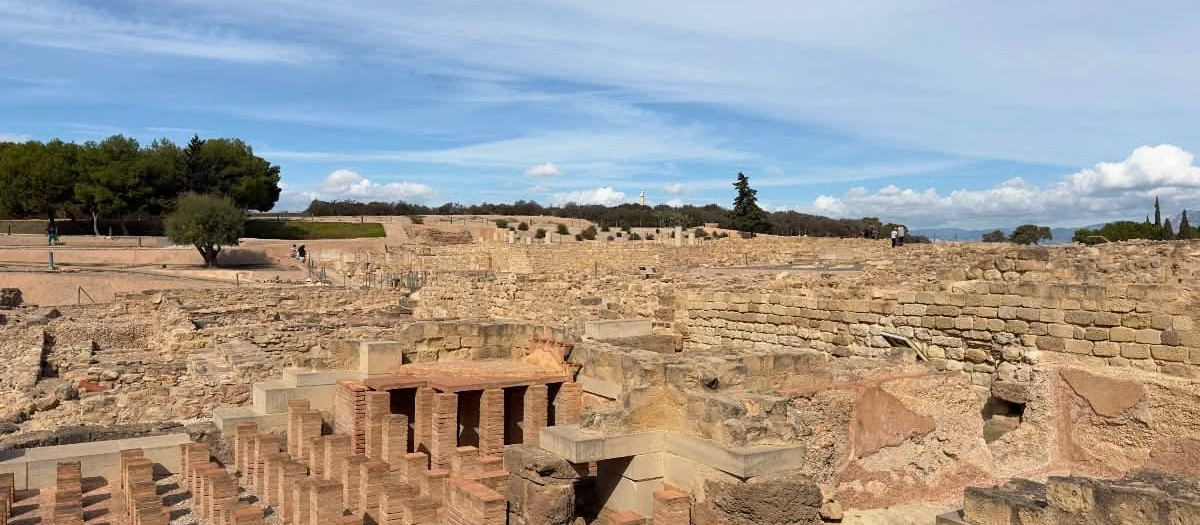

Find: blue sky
3;0;1200;228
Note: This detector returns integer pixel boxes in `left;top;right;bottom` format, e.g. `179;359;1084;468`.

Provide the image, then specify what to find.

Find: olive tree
165;193;245;267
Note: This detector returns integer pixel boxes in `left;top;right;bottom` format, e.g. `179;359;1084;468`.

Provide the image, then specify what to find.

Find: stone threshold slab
539;425;806;478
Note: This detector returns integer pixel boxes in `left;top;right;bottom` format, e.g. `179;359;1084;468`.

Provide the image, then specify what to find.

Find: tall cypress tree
728;172;771;235
1180;210;1193;239
1154;196;1162;227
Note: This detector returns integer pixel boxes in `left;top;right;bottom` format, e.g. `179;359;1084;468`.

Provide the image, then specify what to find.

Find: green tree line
0;135;281;235
1073;197;1197;243
301;173;911;239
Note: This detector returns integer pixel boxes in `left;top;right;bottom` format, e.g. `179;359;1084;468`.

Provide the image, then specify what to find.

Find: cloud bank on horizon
3;0;1200;228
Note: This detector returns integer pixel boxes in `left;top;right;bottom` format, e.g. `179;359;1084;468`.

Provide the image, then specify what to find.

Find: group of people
861;225;908;247
289;244;307;263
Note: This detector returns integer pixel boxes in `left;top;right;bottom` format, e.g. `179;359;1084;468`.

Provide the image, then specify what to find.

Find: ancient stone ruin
3;236;1200;524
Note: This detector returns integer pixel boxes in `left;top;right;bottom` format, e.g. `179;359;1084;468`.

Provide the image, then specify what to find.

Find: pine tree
728;172;771;234
1164;218;1174;239
1154;196;1162;227
1180;210;1192;239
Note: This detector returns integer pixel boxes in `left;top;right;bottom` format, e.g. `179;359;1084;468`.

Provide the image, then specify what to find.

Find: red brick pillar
119;448;145;504
415;387;435;455
205;468;238;522
365;391;390;460
308;436;327;479
381;414;409;467
478;469;510;497
358;460;390;519
430;392;458;470
553;382;583;425
123;456;156;524
181;443;210;490
286;399;311;455
421;469;449;506
232;506;264;525
653;489;690;525
334;380;369;454
53;461;83;524
310;479;343;525
401;452;428;486
481;488;507;525
379;481;416;525
0;472;12;524
253;434;281;491
278;461;307;522
290;478;313;525
340;454;368;510
323;434;352;480
297;410;323;465
479;388;505;457
261;452;290;507
523;384;548;444
452;446;480;479
234;421;258;476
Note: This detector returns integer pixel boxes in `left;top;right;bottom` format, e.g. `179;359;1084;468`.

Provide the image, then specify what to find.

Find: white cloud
549;187;634;206
0;133;30;143
801;145;1200;228
272;181;321;212
664;198;685;207
662;182;687;195
319;169;435;202
525;162;562;177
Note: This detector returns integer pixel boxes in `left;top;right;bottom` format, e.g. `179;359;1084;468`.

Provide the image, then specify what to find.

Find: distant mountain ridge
912;224;1107;244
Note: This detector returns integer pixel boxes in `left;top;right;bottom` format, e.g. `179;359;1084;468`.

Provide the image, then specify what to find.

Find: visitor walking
289;244;298;259
897;225;907;246
297;244;307;263
890;229;898;247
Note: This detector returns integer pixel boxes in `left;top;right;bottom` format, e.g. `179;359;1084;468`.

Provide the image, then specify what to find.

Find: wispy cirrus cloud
0;0;325;64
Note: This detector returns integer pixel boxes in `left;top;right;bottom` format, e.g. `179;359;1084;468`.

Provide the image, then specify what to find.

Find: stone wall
954;471;1200;525
681;280;1199;387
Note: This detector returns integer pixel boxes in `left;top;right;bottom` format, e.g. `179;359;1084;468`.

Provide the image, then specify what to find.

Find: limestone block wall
681;279;1200;385
415;273;677;332
957;471;1200;525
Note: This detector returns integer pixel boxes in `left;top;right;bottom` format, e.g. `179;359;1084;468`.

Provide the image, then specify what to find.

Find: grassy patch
244;220;386;240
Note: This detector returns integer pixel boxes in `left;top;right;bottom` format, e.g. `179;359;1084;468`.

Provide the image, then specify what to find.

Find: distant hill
912;224;1106;244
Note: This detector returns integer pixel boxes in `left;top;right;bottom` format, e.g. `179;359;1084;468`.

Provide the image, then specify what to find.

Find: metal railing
77;286;96;305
